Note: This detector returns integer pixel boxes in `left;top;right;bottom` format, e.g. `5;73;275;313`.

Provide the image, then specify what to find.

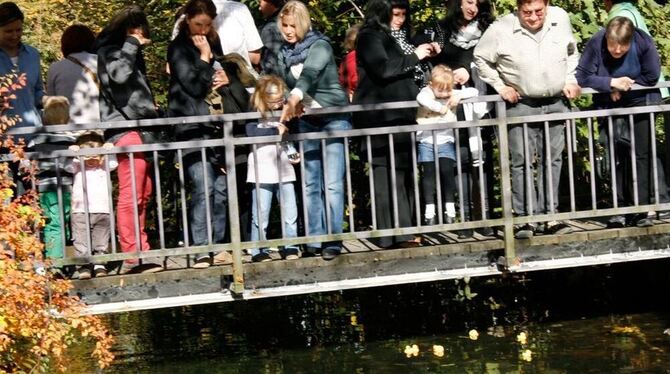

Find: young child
416;65;478;225
246;75;300;262
66;131;118;279
29;96;77;261
338;24;360;102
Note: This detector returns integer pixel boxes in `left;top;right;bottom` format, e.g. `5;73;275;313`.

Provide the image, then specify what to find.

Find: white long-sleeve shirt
67;156;118;214
416;86;480;144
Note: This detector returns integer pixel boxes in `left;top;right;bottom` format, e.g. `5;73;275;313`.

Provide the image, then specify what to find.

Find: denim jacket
0;43;44;139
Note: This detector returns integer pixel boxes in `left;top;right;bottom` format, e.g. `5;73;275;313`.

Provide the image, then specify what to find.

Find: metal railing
7;83;670;293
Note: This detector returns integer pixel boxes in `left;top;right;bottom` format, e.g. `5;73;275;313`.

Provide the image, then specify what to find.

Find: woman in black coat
353;0;436;248
167;0;229;267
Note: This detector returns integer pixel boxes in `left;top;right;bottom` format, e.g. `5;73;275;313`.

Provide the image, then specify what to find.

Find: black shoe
535;222;546;235
252;252;272;262
93;266;108;278
322;247;341;261
136;263;164;274
514;223;535;239
302;247;321;258
281;247;300;260
424;216;436;226
193;256;212;269
444;215;455;224
476;227;495;237
457;229;474;239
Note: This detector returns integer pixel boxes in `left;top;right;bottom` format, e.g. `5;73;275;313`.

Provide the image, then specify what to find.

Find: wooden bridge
73;220;670;314
10;86;670;314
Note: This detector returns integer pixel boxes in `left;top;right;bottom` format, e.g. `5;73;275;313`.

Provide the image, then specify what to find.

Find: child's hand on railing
102;142;114;150
277;123;289;136
68;145;80;152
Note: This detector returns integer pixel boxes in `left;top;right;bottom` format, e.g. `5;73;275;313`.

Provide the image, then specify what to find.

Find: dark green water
76;260;670;373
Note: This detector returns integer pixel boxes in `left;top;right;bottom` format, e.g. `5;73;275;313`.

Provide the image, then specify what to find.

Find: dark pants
458;127;497;221
421;158;455;206
611;114;652;207
507;99;568;215
368;135;415;248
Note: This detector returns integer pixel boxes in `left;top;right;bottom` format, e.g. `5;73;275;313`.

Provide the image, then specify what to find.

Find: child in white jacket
246;76;300;262
416;65;479;225
67;131;118;279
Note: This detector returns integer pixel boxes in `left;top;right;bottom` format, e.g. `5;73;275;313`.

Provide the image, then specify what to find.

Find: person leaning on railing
277;1;352;261
576;16;662;228
94;5;163;274
473;0;580;239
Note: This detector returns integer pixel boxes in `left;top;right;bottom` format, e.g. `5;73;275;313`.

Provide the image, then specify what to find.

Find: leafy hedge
19;0;670;105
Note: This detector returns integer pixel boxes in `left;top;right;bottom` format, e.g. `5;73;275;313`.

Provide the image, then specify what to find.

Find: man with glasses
474;0;581;238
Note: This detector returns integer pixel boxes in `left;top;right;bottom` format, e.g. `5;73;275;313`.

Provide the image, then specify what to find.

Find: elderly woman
277;1;351;261
94;5;162;274
353;0;436;249
577;16;661;228
47;24;100;126
0;2;44;140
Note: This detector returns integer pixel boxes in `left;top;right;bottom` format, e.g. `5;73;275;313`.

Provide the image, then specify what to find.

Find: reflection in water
73;260;670;372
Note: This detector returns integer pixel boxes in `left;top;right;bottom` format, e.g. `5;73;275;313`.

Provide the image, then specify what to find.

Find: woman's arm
636;32;661;87
104;37;142;85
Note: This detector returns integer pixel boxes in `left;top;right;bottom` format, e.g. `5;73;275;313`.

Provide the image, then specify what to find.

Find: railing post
496;100;516;266
223;119;244;294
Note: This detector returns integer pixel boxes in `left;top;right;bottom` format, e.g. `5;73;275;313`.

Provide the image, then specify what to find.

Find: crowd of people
0;0;666;277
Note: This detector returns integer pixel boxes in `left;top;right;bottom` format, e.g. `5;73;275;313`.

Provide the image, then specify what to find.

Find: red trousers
115;131;152;263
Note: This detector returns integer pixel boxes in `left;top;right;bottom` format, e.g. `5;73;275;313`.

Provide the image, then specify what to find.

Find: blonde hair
42;96;70;125
279;0;311;41
251;75;288;116
429;65;454;91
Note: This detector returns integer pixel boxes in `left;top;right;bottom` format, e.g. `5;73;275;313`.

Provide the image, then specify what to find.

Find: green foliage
19;0;670;104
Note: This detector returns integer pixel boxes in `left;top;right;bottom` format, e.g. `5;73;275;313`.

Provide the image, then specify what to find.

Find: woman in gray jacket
94;5;162;274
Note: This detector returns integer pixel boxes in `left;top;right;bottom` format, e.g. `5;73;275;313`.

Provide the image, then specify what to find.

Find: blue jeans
417;142;456;162
507;99;567;215
249;183;298;256
298;116;351;252
185;154;227;257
